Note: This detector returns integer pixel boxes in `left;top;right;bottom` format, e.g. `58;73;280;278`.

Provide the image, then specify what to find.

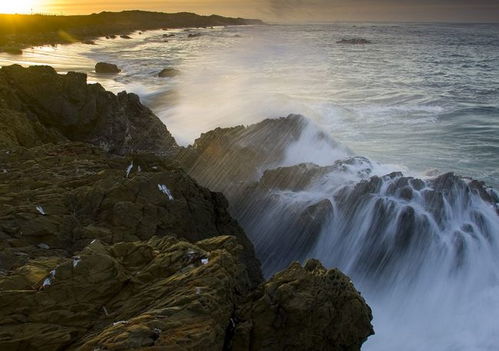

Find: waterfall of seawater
182;115;499;351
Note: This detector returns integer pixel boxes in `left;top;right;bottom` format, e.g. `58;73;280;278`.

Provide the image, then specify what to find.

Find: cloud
263;0;499;21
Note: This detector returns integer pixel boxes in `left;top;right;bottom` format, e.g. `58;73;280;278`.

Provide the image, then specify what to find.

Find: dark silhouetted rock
1;47;23;55
0;64;176;155
95;62;121;73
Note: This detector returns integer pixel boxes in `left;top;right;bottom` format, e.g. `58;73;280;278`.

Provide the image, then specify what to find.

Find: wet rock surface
0;66;374;350
178;115;499;279
177;115;312;193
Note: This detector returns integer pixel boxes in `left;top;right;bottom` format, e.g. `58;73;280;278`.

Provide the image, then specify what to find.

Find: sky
6;0;499;22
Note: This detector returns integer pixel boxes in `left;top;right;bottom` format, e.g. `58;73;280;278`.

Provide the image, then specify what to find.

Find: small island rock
95;62;121;74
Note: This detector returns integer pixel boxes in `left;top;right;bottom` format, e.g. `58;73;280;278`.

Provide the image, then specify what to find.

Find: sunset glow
0;0;41;14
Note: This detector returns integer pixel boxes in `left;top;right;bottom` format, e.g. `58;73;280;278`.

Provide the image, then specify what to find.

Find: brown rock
230;259;374;350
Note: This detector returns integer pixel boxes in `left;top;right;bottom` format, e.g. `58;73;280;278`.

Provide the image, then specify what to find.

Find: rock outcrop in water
0;66;373;350
95;62;121;74
178;115;499;278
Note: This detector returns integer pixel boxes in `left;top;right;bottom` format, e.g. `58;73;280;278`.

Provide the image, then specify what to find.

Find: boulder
120;34;132;39
230;259;374;350
95;62;121;73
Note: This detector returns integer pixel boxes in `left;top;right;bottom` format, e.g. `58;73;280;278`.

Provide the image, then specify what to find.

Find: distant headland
0;10;264;54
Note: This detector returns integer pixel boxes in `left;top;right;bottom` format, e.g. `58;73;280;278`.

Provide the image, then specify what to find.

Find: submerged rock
95;62;121;73
337;38;372;44
158;67;179;78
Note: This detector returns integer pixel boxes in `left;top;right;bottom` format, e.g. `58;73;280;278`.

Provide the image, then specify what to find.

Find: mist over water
2;22;499;350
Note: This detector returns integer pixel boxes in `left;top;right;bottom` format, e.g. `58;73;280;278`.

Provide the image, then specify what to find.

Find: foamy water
2;23;498;350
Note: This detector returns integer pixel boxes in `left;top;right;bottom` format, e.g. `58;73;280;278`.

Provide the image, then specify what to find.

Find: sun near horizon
0;0;43;14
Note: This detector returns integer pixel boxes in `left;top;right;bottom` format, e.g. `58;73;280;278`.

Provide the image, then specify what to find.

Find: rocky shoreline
0;11;264;54
0;65;374;350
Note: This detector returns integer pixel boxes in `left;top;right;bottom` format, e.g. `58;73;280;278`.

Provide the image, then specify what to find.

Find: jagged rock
0;142;262;287
120;35;132;39
0;66;374;350
177;115;310;193
95;62;121;73
0;64;177;155
230;259;374;350
158;68;179;78
0;235;254;350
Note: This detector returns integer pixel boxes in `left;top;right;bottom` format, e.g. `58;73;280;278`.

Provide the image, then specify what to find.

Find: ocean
1;22;498;350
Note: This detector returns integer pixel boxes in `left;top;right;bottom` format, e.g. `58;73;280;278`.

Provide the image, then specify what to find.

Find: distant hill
0;10;264;53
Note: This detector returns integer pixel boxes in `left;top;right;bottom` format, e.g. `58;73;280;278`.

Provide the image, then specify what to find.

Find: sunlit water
1;23;499;350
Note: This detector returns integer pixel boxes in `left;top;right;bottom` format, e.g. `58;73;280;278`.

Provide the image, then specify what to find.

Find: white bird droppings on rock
201;258;209;265
36;206;46;215
125;162;133;178
158;184;174;200
113;320;128;326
